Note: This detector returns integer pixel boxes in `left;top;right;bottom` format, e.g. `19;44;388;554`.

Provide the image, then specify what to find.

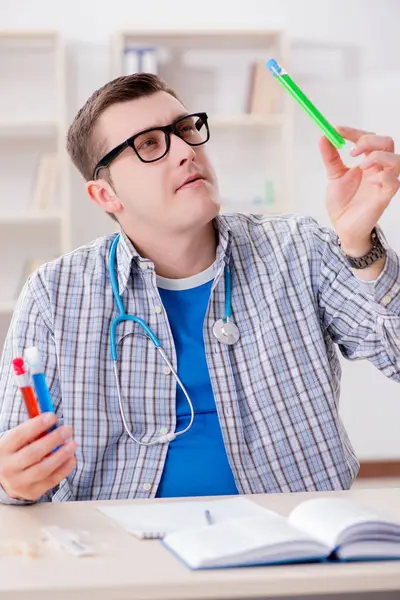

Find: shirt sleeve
313;223;400;382
0;272;63;504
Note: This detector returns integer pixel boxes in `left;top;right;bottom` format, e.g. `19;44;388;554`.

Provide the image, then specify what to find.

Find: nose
170;132;196;166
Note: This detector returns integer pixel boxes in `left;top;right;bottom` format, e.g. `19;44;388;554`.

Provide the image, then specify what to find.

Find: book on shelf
159;497;400;570
30;152;58;211
123;46;158;75
246;60;281;116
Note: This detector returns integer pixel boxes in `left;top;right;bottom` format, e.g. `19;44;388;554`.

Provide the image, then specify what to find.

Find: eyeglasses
92;111;210;180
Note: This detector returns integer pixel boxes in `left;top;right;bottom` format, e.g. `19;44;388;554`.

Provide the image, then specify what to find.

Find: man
0;73;399;504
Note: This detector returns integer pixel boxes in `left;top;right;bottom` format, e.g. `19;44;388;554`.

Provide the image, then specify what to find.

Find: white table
0;487;400;600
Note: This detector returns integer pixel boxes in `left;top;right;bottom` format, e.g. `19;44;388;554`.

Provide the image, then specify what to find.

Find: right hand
0;412;77;501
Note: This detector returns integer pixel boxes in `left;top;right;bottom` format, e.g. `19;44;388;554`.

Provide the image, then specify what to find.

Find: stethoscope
109;233;240;446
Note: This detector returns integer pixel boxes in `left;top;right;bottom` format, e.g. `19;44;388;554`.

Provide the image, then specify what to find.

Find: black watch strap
339;228;387;270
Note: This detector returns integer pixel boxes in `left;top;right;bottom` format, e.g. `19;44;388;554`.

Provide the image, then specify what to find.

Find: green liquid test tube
266;58;345;150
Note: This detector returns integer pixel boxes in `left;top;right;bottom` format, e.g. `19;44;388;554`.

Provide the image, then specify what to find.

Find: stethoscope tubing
108;233;237;446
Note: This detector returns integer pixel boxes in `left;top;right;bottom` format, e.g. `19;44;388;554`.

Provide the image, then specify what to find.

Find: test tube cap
266;58;282;76
24;346;42;375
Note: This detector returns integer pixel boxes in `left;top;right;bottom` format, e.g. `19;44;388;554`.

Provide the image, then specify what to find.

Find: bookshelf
0;120;59;139
0;211;63;224
111;29;293;217
0;301;18;315
0;31;70;341
210;114;285;127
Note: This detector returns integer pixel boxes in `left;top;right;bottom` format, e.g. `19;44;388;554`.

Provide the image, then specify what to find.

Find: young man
0;74;399;505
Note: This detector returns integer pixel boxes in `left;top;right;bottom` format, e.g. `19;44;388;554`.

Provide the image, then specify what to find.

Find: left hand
320;126;400;255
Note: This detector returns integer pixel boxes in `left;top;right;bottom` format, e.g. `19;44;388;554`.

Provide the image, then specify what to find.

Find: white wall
2;0;400;460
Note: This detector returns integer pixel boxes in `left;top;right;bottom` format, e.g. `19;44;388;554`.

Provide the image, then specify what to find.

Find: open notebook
98;496;400;569
160;497;400;570
98;497;269;539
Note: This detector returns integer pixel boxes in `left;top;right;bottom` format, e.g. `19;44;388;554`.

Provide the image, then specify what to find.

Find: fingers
350;134;395;156
319;136;348;180
360;150;400;175
18;439;77;489
43;457;77;493
9;425;73;471
1;412;58;453
10;455;77;502
336;125;376;143
365;171;400;203
0;414;78;502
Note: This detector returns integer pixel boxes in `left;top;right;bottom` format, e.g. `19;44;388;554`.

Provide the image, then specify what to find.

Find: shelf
0;30;59;40
0;211;63;224
0;121;59;139
210;114;285;127
120;29;282;50
0;301;15;315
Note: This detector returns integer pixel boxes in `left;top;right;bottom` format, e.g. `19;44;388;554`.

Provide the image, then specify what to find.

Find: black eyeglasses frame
92;111;210;180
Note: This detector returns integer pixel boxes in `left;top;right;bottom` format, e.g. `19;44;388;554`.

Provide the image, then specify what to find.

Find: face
88;91;220;235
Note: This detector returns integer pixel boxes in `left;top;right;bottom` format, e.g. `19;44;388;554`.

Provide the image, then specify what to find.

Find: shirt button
382;295;392;306
163;366;171;376
142;483;151;492
154;305;163;314
160;427;168;435
139;263;149;270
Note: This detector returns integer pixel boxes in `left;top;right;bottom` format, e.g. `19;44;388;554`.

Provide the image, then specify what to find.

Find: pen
24;347;57;433
204;510;213;526
12;357;41;419
266;58;346;150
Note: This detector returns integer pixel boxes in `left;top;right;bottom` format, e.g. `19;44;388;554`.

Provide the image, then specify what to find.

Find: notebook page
163;514;330;569
288;498;400;549
98;497;269;538
337;540;400;561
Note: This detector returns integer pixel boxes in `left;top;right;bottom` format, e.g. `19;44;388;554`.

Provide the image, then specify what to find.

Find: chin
177;195;220;228
194;194;220;219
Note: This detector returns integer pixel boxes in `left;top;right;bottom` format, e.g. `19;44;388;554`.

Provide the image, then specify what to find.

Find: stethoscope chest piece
213;318;240;345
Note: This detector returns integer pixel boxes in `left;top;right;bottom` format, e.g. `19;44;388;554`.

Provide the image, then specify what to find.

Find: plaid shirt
1;213;399;504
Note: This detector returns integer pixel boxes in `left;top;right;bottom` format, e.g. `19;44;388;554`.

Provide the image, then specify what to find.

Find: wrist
338;234;374;258
351;255;386;281
338;227;387;271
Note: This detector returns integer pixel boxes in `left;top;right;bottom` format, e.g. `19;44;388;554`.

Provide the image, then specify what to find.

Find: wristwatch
339;227;387;269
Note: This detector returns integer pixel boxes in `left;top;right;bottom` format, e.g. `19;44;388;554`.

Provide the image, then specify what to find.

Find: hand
0;413;77;502
320;126;400;256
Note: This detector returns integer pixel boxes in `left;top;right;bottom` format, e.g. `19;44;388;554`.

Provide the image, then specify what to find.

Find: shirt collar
115;229;152;295
114;215;232;295
213;214;232;271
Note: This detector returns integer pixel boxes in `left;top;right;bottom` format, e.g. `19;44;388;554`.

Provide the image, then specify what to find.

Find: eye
137;137;159;150
182;123;195;132
177;119;196;135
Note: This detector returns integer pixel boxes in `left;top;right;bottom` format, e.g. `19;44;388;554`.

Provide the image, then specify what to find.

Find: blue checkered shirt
1;213;400;504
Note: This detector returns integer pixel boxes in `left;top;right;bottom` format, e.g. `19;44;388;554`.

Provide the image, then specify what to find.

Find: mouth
176;175;206;191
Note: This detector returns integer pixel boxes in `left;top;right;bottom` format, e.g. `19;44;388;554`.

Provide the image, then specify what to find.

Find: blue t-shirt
155;266;238;498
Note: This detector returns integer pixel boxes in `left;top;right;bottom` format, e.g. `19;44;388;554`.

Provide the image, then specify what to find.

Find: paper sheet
98;497;270;539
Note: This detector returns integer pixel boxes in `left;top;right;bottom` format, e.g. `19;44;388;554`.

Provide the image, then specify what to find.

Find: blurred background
1;0;399;481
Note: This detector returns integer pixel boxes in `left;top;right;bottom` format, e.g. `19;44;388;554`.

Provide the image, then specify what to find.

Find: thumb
319;136;348;180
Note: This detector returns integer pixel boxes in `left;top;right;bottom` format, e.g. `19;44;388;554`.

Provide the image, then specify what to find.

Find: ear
86;179;123;217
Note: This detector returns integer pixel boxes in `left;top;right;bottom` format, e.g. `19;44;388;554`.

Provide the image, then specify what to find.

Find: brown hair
66;73;180;183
